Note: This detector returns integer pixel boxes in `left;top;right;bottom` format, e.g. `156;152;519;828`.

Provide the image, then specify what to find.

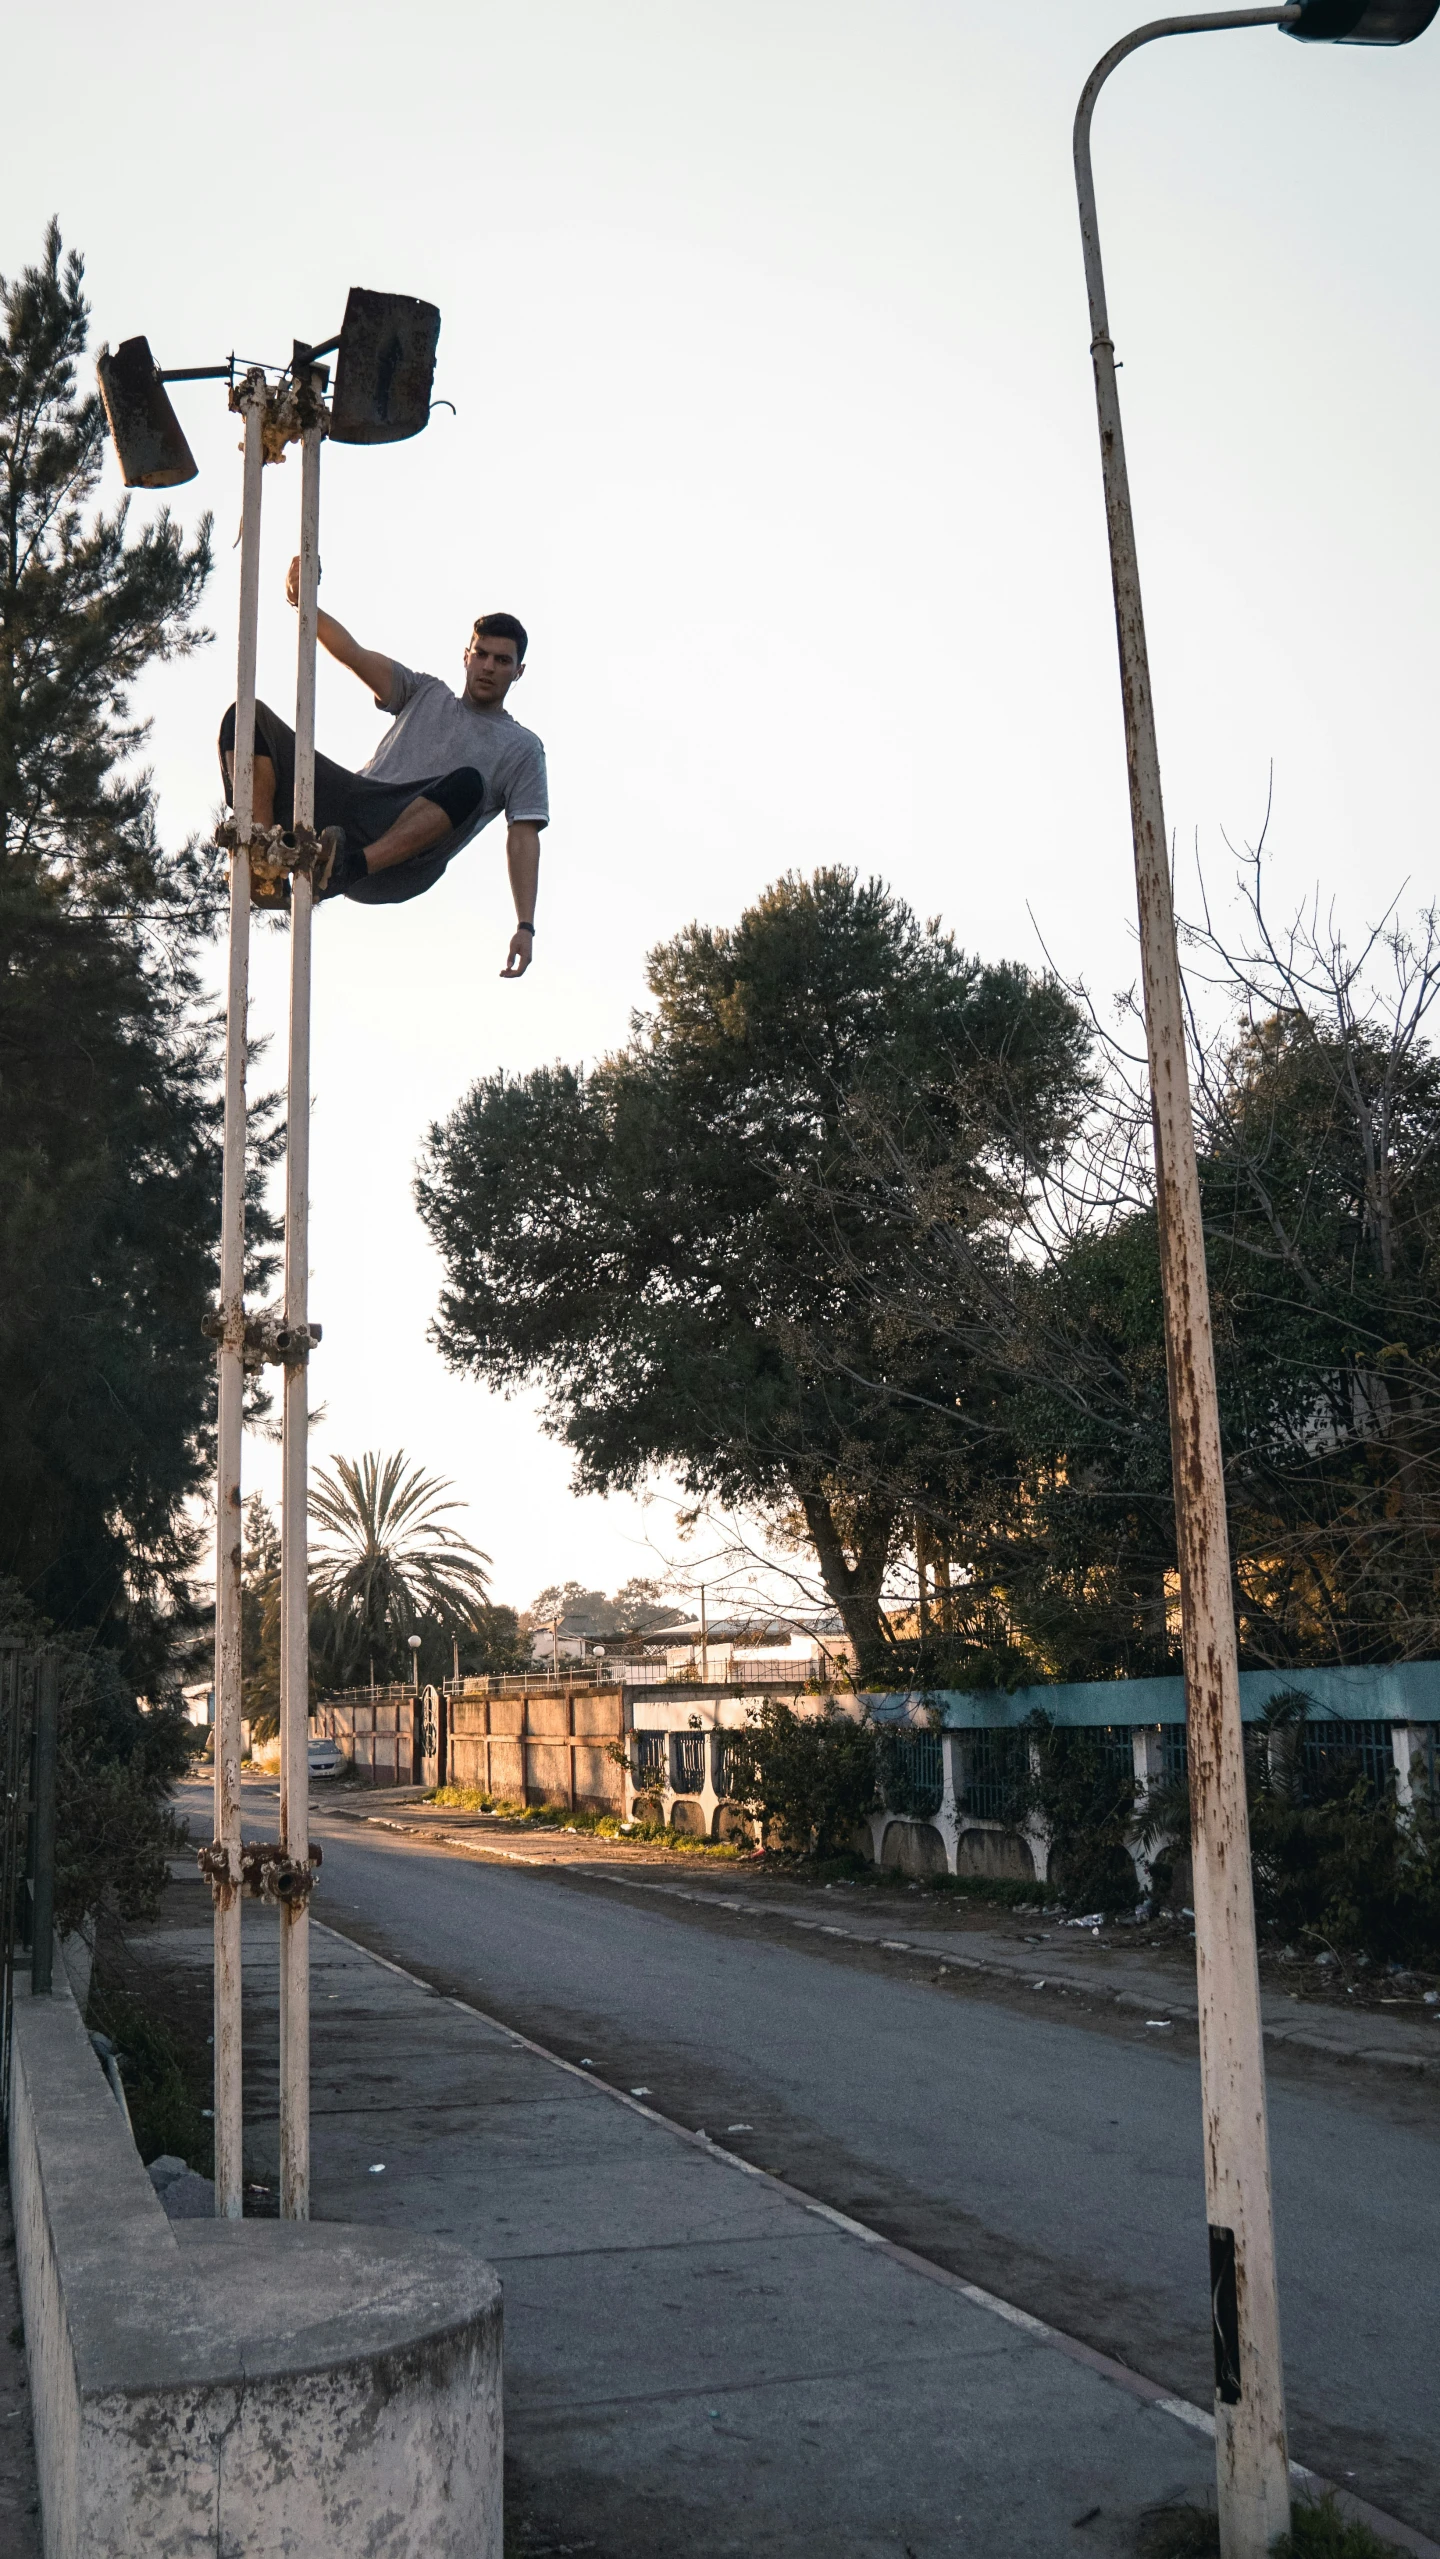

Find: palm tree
308;1453;493;1676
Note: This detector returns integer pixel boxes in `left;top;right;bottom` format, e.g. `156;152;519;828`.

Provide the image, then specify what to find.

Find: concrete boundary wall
10;1967;502;2559
618;1669;1440;1881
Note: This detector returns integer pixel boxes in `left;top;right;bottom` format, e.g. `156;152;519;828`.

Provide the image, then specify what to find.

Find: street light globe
1286;0;1440;39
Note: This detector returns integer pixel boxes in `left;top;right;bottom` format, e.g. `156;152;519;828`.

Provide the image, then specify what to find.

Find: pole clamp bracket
215;819;343;911
240;1840;324;1908
231;372;329;464
197;1837;240;1900
202;1304;323;1370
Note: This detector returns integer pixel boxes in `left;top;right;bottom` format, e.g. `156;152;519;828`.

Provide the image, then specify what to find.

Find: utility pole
212;369;266;2220
277;362;326;2223
699;1584;709;1684
1071;4;1438;2545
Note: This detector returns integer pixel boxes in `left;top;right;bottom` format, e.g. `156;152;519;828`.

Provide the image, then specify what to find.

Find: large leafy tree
830;880;1440;1676
0;223;247;1683
417;868;1090;1667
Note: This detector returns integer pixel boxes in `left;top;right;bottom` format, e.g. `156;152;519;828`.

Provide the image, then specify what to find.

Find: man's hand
284;555;316;608
286;560;395;705
502;823;541;981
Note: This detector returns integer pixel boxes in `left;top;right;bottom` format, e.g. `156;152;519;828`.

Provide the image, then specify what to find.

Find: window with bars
876;1728;943;1817
961;1729;1029;1824
1095;1724;1134;1779
712;1733;737;1799
1299;1719;1395;1805
671;1732;706;1794
632;1731;666;1788
1160;1723;1189;1787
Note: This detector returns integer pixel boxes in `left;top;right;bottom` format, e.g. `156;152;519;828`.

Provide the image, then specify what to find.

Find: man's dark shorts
218;701;484;905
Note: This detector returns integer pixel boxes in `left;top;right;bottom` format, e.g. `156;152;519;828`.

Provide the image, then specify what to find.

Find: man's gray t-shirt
361;663;548;861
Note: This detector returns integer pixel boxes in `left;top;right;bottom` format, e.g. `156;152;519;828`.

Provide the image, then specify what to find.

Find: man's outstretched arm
502;823;541;978
285;556;395;705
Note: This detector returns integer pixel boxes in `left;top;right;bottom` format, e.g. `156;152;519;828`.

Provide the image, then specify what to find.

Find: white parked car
308;1734;344;1780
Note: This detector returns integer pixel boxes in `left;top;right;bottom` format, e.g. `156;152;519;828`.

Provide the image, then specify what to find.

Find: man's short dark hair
471;610;528;666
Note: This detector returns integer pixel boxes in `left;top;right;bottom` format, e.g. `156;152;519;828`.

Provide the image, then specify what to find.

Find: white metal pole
278;386;322;2221
1073;19;1293;2553
212;371;267;2222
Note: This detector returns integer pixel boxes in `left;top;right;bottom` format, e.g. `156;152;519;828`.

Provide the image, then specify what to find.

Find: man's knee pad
425;766;485;827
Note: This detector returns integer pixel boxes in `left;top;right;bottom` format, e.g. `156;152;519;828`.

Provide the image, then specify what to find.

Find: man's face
463;629;522;706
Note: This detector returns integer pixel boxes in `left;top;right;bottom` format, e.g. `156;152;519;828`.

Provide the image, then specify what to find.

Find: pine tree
0;223;269;1684
1;218;212;910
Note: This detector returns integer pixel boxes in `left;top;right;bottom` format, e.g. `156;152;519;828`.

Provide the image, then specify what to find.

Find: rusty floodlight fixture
96;287;440;2239
98;285;442;487
328;288;442;445
1285;0;1439;35
1073;9;1433;2554
95;336;209;487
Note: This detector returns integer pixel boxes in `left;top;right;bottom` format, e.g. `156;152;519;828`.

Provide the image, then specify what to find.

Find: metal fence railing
961;1728;1030;1825
632;1732;666;1789
441;1659;831;1699
877;1728;944;1817
1298;1718;1397;1805
670;1734;706;1795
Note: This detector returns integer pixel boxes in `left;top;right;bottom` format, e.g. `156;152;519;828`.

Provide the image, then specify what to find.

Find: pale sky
6;1;1439;1620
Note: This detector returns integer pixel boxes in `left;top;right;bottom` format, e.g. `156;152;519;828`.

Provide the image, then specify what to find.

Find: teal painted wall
861;1660;1440;1729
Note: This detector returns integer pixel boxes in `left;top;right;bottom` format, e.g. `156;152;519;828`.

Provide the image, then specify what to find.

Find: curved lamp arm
1074;11;1297;348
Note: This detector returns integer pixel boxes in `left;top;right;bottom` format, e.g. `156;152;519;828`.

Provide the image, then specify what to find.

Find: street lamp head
1285;0;1439;39
96;337;198;488
329;288;442;446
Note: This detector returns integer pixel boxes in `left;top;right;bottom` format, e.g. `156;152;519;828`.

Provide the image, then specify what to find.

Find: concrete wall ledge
11;1971;501;2559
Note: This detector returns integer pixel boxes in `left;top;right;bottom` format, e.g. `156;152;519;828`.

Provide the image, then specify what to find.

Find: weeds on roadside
86;1978;212;2175
1136;2494;1401;2558
426;1787;742;1856
1273;2494;1405;2556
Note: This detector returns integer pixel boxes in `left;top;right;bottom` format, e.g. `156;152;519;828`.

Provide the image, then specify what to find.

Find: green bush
1241;1698;1440;1967
723;1700;878;1859
0;1582;196;1940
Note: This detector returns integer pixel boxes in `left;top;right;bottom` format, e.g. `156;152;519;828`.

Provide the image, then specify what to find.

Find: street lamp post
1073;4;1436;2549
99;292;440;2225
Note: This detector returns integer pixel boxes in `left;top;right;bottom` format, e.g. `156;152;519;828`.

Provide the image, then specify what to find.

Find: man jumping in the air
219;563;546;977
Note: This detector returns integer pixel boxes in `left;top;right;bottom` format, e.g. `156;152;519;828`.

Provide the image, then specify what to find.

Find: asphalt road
194;1787;1440;2534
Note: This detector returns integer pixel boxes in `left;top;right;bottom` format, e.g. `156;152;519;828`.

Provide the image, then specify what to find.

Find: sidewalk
335;1793;1440;2082
122;1871;1434;2559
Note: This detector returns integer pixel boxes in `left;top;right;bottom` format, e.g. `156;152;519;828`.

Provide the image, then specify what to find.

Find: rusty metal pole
278;382;323;2222
212;370;268;2221
1074;17;1299;2554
